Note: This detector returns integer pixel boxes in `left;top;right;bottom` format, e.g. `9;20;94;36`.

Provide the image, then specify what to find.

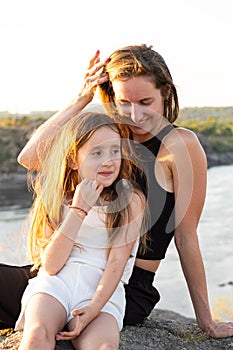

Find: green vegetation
179;106;233;121
0;110;56;128
0;113;49;173
177;116;233;153
0;107;233;156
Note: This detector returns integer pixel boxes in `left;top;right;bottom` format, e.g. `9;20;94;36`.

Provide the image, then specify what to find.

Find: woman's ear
161;84;171;100
67;152;79;170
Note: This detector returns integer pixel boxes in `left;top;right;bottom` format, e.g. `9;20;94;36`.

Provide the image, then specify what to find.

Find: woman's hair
28;111;148;270
99;44;179;123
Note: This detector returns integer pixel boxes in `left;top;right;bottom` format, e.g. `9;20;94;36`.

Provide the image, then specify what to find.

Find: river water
0;165;233;320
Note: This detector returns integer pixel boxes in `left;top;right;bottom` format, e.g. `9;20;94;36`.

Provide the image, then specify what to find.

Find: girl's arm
56;191;145;340
41;209;85;275
41;179;103;275
86;193;145;313
17;51;108;170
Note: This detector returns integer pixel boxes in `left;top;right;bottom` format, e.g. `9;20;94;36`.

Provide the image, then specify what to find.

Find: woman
15;111;147;350
1;44;233;339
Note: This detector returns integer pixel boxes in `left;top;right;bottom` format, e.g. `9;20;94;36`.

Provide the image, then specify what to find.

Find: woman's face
112;76;167;142
76;126;122;188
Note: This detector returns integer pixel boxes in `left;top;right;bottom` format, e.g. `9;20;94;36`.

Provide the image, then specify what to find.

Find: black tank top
135;125;175;260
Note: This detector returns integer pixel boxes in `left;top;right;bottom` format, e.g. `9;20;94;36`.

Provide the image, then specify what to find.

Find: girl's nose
102;156;114;166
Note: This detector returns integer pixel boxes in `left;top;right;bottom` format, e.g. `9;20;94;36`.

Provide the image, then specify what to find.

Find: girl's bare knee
99;344;119;350
22;325;50;348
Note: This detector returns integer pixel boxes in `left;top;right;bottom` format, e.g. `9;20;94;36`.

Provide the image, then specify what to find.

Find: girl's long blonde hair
28;111;148;271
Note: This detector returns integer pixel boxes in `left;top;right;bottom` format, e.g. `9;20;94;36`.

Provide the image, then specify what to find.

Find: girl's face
112;76;167;142
75;126;122;187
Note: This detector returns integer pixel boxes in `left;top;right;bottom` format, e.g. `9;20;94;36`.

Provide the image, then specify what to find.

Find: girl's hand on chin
72;179;104;212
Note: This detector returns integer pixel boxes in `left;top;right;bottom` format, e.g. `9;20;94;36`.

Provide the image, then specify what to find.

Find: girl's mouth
98;171;113;177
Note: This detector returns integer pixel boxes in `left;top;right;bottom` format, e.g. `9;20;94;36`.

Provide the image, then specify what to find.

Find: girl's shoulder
129;189;145;213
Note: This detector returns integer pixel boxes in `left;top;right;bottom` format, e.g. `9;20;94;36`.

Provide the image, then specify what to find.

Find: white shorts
15;262;125;331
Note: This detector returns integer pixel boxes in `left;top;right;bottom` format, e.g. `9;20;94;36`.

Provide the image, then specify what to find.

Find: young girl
15;111;147;350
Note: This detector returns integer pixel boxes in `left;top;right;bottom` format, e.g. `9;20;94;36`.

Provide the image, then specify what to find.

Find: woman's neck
132;119;171;143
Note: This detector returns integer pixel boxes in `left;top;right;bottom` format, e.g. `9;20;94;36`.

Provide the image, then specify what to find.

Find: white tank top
68;206;139;284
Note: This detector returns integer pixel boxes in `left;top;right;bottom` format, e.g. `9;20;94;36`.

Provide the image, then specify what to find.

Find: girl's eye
112;149;120;155
92;151;102;156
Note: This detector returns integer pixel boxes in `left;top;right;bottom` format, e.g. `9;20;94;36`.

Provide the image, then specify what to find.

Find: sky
0;0;233;113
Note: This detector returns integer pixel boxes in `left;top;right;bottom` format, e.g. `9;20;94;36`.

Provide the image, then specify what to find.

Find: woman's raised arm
17;50;108;170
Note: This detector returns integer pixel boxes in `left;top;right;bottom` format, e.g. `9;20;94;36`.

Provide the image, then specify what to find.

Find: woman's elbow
17;151;27;167
174;225;190;251
174;233;183;254
174;227;199;254
17;150;39;170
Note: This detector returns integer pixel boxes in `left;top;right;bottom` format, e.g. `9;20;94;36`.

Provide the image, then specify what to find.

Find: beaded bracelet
68;205;88;216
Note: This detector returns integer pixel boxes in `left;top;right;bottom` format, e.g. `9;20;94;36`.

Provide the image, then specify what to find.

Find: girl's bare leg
70;312;119;350
19;293;67;350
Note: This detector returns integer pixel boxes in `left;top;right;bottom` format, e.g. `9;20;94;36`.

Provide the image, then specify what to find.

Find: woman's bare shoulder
164;126;205;154
162;126;207;169
168;126;200;143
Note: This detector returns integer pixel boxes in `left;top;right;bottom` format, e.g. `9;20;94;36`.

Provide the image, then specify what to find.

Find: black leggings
124;265;160;325
0;264;35;329
0;263;160;329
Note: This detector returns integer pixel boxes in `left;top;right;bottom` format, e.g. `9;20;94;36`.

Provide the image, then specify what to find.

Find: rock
196;132;233;168
206;152;233;168
0;173;28;190
1;309;233;350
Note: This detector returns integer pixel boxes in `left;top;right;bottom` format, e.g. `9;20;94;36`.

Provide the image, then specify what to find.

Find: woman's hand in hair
71;179;104;213
78;50;109;101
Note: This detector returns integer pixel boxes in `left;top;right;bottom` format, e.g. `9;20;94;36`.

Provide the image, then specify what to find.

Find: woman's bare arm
17;51;108;170
170;127;233;338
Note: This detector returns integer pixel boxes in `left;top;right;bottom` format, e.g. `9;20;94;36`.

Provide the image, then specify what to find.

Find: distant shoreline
0;173;28;189
206;152;233;168
1;156;233;190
